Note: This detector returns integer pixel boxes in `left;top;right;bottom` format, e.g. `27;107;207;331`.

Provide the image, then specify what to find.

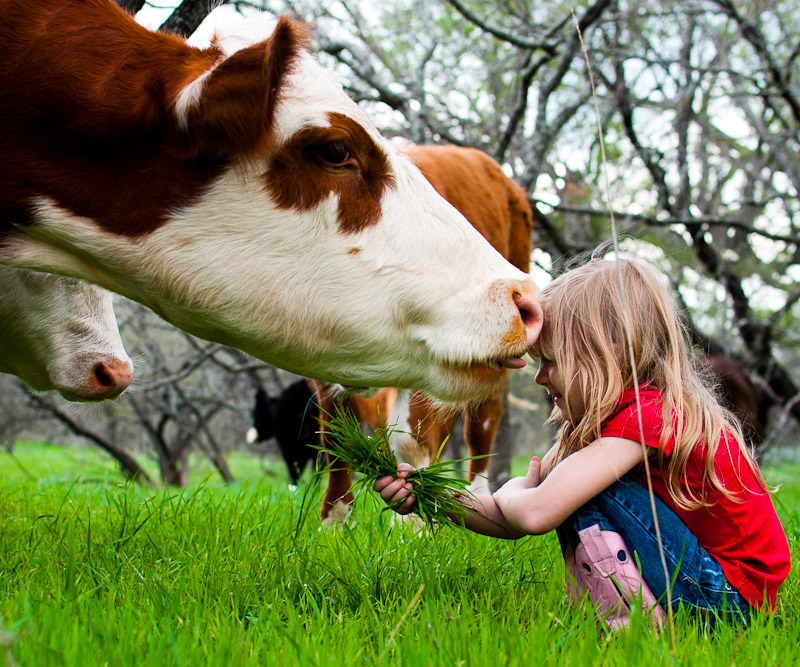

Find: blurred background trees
3;0;798;484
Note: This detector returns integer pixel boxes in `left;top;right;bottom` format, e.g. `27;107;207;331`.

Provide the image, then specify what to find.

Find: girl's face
535;356;586;422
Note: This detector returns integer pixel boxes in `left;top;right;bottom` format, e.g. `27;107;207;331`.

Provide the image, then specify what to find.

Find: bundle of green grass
316;407;474;526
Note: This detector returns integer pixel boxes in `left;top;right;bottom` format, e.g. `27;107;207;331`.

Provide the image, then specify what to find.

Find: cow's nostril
518;304;536;327
93;362;114;388
90;360;133;395
512;290;543;344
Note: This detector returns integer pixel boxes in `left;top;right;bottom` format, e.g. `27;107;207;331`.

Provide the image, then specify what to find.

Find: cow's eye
308;140;355;168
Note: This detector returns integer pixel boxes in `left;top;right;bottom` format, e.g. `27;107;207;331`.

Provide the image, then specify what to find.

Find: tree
258;0;800;449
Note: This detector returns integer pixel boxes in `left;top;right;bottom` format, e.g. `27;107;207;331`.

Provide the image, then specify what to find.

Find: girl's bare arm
492;437;645;535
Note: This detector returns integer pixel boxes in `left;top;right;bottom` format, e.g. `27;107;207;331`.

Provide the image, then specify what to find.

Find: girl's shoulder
614;386;662;410
601;388;664;448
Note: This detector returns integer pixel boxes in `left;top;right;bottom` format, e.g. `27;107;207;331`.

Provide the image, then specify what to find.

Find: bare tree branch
26;392;153;485
133;343;225;392
533;202;800;245
444;0;560;52
712;0;800;128
530;202;583;262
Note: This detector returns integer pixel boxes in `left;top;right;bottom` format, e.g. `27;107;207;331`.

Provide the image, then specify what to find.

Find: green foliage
0;443;797;666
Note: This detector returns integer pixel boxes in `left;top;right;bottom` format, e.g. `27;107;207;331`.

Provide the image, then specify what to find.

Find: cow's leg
383;390;451;530
352;387;397;433
390;390;452;468
276;438;303;486
463;371;508;496
310;382;355;524
315;386;399;524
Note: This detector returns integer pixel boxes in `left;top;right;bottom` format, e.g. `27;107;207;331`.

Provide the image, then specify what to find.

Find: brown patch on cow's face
264;113;394;234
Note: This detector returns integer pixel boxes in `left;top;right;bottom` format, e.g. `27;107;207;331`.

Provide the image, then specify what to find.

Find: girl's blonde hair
532;255;763;510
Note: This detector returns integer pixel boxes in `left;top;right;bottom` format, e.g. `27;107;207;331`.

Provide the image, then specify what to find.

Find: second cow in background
248;379;319;485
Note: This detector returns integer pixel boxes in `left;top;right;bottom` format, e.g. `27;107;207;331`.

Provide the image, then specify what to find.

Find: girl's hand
373;463;417;514
493;456;541;504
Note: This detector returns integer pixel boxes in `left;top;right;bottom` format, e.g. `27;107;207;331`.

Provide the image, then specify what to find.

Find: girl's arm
492;437;645;535
373;464;535;539
373;437;644;538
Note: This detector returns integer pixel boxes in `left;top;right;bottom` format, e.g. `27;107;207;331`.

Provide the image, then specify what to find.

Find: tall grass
0;442;797;666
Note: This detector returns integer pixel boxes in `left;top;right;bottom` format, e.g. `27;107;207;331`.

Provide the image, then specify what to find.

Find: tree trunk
159;445;189;486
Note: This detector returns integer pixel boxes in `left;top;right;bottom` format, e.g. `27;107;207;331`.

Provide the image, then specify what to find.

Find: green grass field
0;442;797;666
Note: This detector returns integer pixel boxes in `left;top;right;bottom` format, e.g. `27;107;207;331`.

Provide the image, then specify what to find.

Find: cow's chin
426;359;507;406
336;360;505;406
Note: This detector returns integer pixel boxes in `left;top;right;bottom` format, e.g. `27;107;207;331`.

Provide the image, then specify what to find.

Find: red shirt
601;388;791;611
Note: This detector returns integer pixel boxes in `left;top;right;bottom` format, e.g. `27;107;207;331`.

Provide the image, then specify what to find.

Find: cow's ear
177;17;307;158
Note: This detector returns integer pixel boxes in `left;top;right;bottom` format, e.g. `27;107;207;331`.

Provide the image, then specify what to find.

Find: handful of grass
315;407;474;527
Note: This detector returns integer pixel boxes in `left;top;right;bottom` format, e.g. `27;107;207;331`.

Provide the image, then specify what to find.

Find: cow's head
0;266;132;401
1;4;540;403
249;387;278;443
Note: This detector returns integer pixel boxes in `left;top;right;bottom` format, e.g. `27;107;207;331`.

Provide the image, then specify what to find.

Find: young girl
374;256;790;630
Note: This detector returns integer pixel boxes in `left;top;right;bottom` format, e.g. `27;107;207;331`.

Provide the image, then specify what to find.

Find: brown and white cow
316;144;534;521
0;0;541;404
0;266;132;401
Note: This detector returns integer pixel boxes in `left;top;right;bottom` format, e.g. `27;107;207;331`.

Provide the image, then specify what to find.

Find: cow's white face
0;9;540;404
0;266;132;401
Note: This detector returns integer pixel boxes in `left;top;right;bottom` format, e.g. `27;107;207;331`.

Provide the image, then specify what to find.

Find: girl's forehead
530;338;554;360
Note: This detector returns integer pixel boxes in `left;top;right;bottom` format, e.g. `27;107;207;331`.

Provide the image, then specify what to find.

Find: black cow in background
249;379;320;484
